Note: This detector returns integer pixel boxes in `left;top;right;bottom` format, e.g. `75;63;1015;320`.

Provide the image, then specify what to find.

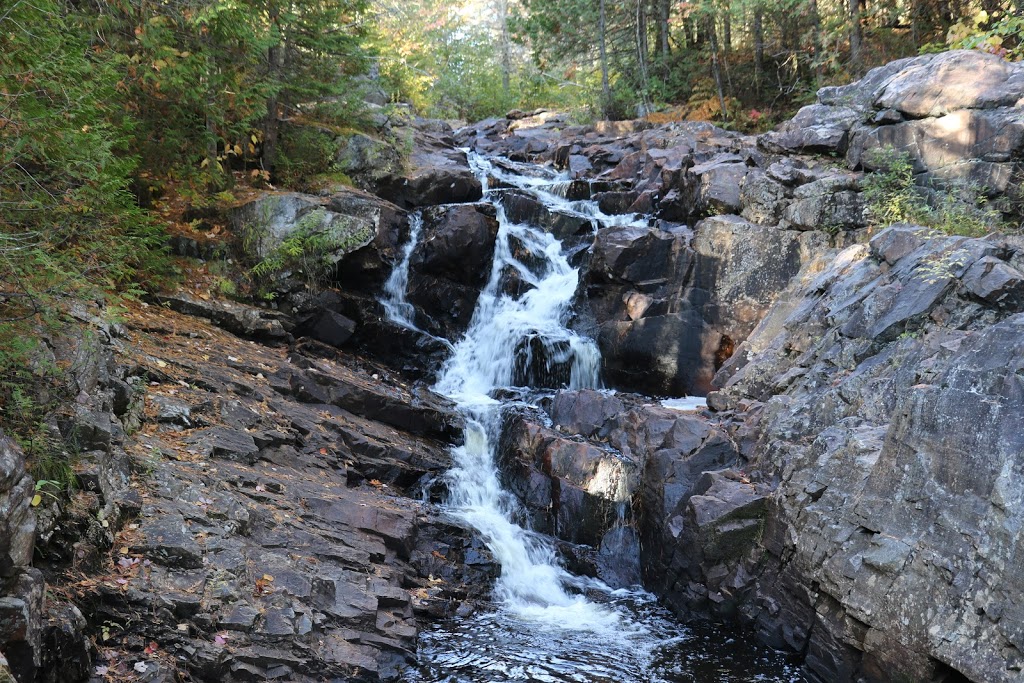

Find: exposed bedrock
700;225;1024;682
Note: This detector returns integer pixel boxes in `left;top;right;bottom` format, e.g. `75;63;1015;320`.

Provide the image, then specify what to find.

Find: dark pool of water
405;589;805;683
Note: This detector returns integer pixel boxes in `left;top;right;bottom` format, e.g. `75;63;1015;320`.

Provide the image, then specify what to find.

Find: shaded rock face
406;204;499;340
496;390;740;589
701;226;1024;683
586;216;825;396
0;435;41;683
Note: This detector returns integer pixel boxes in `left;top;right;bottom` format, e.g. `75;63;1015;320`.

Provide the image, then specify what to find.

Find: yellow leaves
31;494;42;507
253;574;275;596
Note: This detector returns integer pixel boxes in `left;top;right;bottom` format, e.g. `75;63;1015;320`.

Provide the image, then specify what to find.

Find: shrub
862;146;1004;237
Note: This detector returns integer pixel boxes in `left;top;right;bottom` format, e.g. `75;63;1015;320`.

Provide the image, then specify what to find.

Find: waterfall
381;210;425;330
391;152;801;683
432;206;614;627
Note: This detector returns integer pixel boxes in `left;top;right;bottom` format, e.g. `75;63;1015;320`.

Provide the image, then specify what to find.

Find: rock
759;104;863;155
740;171;789;225
707;223;1024;682
155;293;291;344
962;256;1024;307
229;192;378;267
309;309;357;347
376;125;482;208
692;156;749;215
0;570;44;681
499;189;595;240
185;427;260;464
0;435;35;578
874;50;1024;118
151;394;193;427
781;175;866;231
411;204;499;289
336;132;404;190
325;187;410;294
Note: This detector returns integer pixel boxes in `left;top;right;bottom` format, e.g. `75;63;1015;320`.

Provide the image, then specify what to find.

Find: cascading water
381;210;425;329
386;153;803;682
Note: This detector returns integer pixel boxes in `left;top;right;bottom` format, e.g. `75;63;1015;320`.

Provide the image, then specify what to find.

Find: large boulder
588;216;829;396
406;203;499;340
376;124;482;208
229;188;409;295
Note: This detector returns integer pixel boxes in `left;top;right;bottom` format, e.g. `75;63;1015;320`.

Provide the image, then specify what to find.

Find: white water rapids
383;153;803;682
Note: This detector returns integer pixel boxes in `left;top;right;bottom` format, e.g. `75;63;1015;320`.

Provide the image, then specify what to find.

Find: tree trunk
657;0;670;59
636;0;651;113
849;0;863;75
497;0;511;94
599;0;611;118
753;6;764;95
262;46;281;172
706;14;728;119
723;5;731;54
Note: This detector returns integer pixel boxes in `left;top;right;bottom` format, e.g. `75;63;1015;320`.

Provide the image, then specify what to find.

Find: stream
383;154;804;683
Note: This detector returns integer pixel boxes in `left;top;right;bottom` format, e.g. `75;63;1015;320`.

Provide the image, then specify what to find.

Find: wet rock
411;204;499;289
499;189;595;240
327;187;410;294
511;335;573;389
499;415;638;550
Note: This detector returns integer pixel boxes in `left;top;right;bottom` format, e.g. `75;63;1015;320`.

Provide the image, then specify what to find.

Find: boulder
376;126;482;208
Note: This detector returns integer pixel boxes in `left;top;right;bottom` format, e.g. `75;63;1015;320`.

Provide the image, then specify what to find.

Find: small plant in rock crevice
861;145;1005;237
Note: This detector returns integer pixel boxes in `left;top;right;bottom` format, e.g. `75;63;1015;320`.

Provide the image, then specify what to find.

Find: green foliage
276;126;340;190
862;147;921;226
947;10;1024;60
249;209;372;292
862;146;1004;237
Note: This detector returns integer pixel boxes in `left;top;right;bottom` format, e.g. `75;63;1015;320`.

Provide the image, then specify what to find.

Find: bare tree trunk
497;0;511;94
657;0;670;59
723;5;731;54
636;0;651;113
849;0;863;74
262;1;282;172
706;14;728;119
599;0;611;118
753;6;764;95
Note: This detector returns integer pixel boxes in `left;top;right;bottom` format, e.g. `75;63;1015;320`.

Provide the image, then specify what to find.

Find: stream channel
382;154;804;683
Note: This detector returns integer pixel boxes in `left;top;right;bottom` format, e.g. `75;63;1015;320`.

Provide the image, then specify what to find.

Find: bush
862;146;1004;237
